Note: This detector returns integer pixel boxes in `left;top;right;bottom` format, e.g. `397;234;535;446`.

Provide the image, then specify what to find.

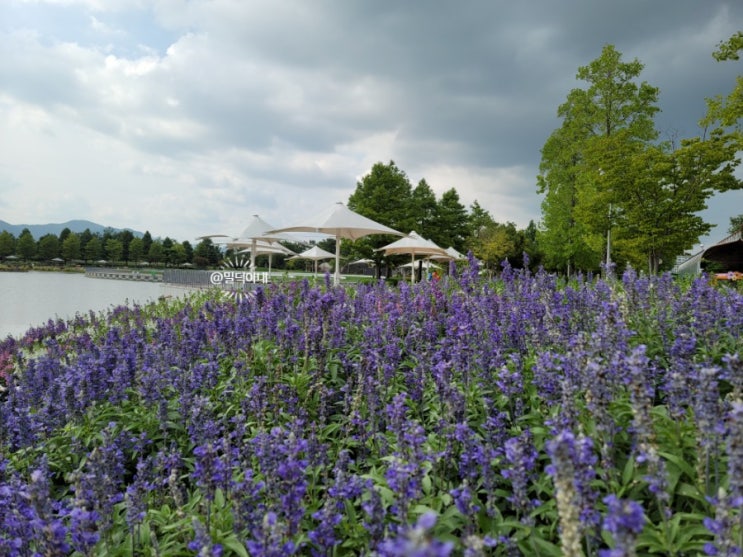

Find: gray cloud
0;0;741;243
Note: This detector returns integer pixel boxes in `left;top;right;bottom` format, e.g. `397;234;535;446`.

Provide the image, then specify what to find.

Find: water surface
0;271;193;339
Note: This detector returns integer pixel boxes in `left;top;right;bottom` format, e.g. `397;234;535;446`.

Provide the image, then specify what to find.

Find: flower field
1;262;742;556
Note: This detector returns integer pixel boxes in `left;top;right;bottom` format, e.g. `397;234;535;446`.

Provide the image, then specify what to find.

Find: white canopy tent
227;215;295;272
267;202;403;285
377;231;448;283
430;246;467;261
236;240;296;274
289;245;336;275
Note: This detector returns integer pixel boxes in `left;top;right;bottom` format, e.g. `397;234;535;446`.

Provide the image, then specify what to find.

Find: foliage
730;214;743;235
431;188;469;254
705;31;743;133
539;43;742;275
1;265;742;555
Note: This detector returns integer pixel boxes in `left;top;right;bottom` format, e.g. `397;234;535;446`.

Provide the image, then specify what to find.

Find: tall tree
128;237;145;264
0;231;15;259
147;240;164;264
141;231;153;257
181;240;194;264
410;179;438;238
119;229;134;262
539;44;662;273
538;116;598;274
105;239;124;263
78;229;94;258
17;229;36;260
84;236;103;262
38;234;60;260
162;237;175;265
523;220;543;269
61;233;81;261
193;238;221;267
466;201;495;258
603;130;741;273
432;188;469;252
58;227;72;245
348;161;415;276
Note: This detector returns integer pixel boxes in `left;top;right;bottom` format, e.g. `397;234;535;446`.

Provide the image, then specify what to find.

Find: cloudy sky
1;0;741;246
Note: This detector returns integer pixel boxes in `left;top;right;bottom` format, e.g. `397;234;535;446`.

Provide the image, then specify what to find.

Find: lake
0;271;195;339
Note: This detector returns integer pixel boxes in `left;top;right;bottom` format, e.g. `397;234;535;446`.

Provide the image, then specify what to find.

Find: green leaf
523;535;562;557
221;535;249;557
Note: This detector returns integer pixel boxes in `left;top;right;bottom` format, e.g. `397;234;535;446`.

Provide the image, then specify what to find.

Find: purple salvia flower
69;505;101;556
362;484;387;545
502;430;538;520
599;495;645;557
27;458;72;556
449;483;481;538
703;488;743;557
231;468;266;538
188;518;224;557
547;429;600;556
626;345;670;508
694;366;725;451
125;457;154;538
726;401;743;503
252;425;311;537
462;534;498;557
723;354;743;399
245;511;298;557
376;511;454;557
308;450;365;555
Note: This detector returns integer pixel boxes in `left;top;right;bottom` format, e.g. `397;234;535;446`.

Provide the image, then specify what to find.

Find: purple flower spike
376;512;454;557
599;495;644;556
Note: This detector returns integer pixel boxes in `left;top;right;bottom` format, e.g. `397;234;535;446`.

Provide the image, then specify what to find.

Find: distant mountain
0;219;144;238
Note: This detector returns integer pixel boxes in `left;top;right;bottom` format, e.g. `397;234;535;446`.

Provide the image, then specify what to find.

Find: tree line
0;227;225;268
340;160;542;276
537;36;743;275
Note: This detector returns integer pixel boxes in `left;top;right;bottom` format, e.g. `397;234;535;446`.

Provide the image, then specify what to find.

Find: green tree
0;231;16;259
128;237;145;264
348;161;415;276
704;31;743;134
38;233;60;260
61;232;81;261
162;237;175;265
477;222;520;270
730;214;743;235
147;240;164;264
410;179;438;239
539;44;662;273
181;240;194;264
84;236;103;262
78;229;94;258
119;229;134;263
17;229;36;260
467;201;495;259
171;242;188;265
600;130;741;273
523;220;543;269
538;112;599;274
105;238;124;263
141;231;153;256
58;227;72;246
193;238;220;267
432;188;469;252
